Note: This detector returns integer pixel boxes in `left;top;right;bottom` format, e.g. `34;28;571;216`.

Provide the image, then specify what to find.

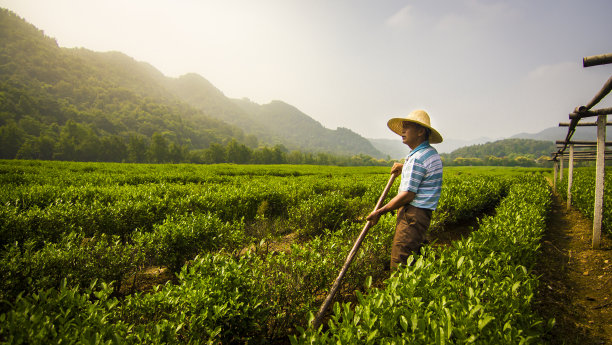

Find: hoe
311;173;397;329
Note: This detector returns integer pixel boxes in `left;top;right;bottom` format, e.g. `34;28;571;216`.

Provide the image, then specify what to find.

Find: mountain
372;124;610;160
368;138;410;159
0;8;383;162
162;73;265;144
369;136;496;159
163;74;384;157
511;126;612;142
0;9;246;161
440;138;556;166
230;99;383;157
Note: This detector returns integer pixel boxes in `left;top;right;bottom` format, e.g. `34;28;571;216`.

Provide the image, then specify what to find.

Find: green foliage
440;139;555;167
0;280;131;345
118;253;269;344
292;175;552;344
289;192;365;237
556;167;612;236
431;175;507;231
133;213;247;272
0;232;144;306
0;161;555;343
0;9;388;164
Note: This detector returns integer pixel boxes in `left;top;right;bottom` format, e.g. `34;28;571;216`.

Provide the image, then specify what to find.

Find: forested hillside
232;98;382;156
441;138;556;166
0;9;248;162
0;9;384;163
165;74;383;157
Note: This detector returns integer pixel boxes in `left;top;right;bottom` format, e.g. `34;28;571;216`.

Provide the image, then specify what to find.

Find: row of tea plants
0;160;547;343
292;175;553;344
556;167;612;235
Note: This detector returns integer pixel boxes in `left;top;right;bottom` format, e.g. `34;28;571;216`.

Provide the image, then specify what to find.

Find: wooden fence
551;52;612;249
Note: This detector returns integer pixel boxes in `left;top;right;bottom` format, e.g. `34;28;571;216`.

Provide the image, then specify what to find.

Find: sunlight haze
2;0;611;141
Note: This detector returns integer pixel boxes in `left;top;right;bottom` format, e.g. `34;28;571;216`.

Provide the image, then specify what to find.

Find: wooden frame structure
550;53;612;249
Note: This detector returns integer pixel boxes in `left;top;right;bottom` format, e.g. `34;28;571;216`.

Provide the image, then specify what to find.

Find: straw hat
387;109;443;144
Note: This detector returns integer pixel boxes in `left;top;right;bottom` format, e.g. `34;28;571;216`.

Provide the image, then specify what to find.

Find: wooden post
559;153;564;181
593;115;606;249
553;161;558;189
567;144;574;210
583;53;612;67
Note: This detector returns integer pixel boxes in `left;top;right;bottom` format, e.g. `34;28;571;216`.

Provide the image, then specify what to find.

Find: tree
149;132;169;163
226;139;251;164
0;121;26;158
287;150;304;164
99;136;127;162
514;156;534;167
168;142;188;163
127;135;148;163
271;144;288;164
54;120;89;161
204;143;226;164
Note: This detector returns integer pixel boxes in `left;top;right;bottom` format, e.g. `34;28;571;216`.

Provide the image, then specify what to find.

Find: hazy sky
2;0;611;141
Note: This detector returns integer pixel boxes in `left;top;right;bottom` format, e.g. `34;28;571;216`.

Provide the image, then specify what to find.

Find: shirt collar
408;141;430;157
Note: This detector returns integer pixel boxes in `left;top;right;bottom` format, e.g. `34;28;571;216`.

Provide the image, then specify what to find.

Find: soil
119;266;177;295
534;188;612;344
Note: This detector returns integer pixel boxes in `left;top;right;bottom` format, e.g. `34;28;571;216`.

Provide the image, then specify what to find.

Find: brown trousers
390;205;432;270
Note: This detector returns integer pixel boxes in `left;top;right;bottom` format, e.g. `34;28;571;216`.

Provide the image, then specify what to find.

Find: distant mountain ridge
371;124;611;160
163;72;383;156
439;138;557;166
511;126;612;142
0;8;384;160
368;136;497;159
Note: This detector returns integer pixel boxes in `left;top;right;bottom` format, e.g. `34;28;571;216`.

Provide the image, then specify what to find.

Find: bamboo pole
556;140;612;146
559;122;606;126
559;153;564;181
311;173;397;330
570;107;612;118
567;144;574;210
593;115;606;249
552;161;557;189
581;76;612;112
583;53;612;67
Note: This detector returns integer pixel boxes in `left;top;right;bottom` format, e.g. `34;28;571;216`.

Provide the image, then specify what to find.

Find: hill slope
440;138;556;165
0;8;383;161
369;136;497;158
512;126;612;142
231;98;383;156
164;75;384;157
0;9;245;161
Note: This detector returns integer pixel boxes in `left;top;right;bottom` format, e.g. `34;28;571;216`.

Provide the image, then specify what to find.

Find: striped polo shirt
398;141;443;210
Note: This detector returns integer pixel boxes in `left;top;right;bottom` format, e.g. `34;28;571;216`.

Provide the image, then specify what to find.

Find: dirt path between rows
534;187;612;344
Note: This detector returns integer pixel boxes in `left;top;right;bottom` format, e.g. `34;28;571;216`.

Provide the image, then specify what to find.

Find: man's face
401;121;425;148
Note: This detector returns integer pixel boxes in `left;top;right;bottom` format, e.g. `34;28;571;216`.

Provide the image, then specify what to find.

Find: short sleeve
398;158;426;193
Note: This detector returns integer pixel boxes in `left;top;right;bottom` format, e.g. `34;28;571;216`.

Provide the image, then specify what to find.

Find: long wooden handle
311;173;397;329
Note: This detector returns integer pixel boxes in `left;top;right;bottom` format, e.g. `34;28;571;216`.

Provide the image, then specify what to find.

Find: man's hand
391;163;403;177
366;209;382;225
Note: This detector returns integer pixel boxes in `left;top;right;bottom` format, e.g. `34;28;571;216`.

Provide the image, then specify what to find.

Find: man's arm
366;190;415;225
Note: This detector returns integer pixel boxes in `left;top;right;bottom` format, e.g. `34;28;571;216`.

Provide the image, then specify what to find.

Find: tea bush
292;175;552;344
0;161;553;343
133;212;247;271
556;167;612;235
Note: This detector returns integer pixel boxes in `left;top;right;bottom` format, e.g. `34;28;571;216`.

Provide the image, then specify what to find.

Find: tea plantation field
0;160;561;344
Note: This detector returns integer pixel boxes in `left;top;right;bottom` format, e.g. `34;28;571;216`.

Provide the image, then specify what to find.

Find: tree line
0;118;392;166
439;138;556;167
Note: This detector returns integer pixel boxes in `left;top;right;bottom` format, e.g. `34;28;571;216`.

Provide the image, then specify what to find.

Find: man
366;109;443;270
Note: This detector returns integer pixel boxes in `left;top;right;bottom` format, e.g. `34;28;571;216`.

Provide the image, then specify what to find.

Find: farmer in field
366;109;443;270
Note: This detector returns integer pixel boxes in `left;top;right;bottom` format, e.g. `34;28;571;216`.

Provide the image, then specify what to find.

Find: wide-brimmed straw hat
387;109;443;144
